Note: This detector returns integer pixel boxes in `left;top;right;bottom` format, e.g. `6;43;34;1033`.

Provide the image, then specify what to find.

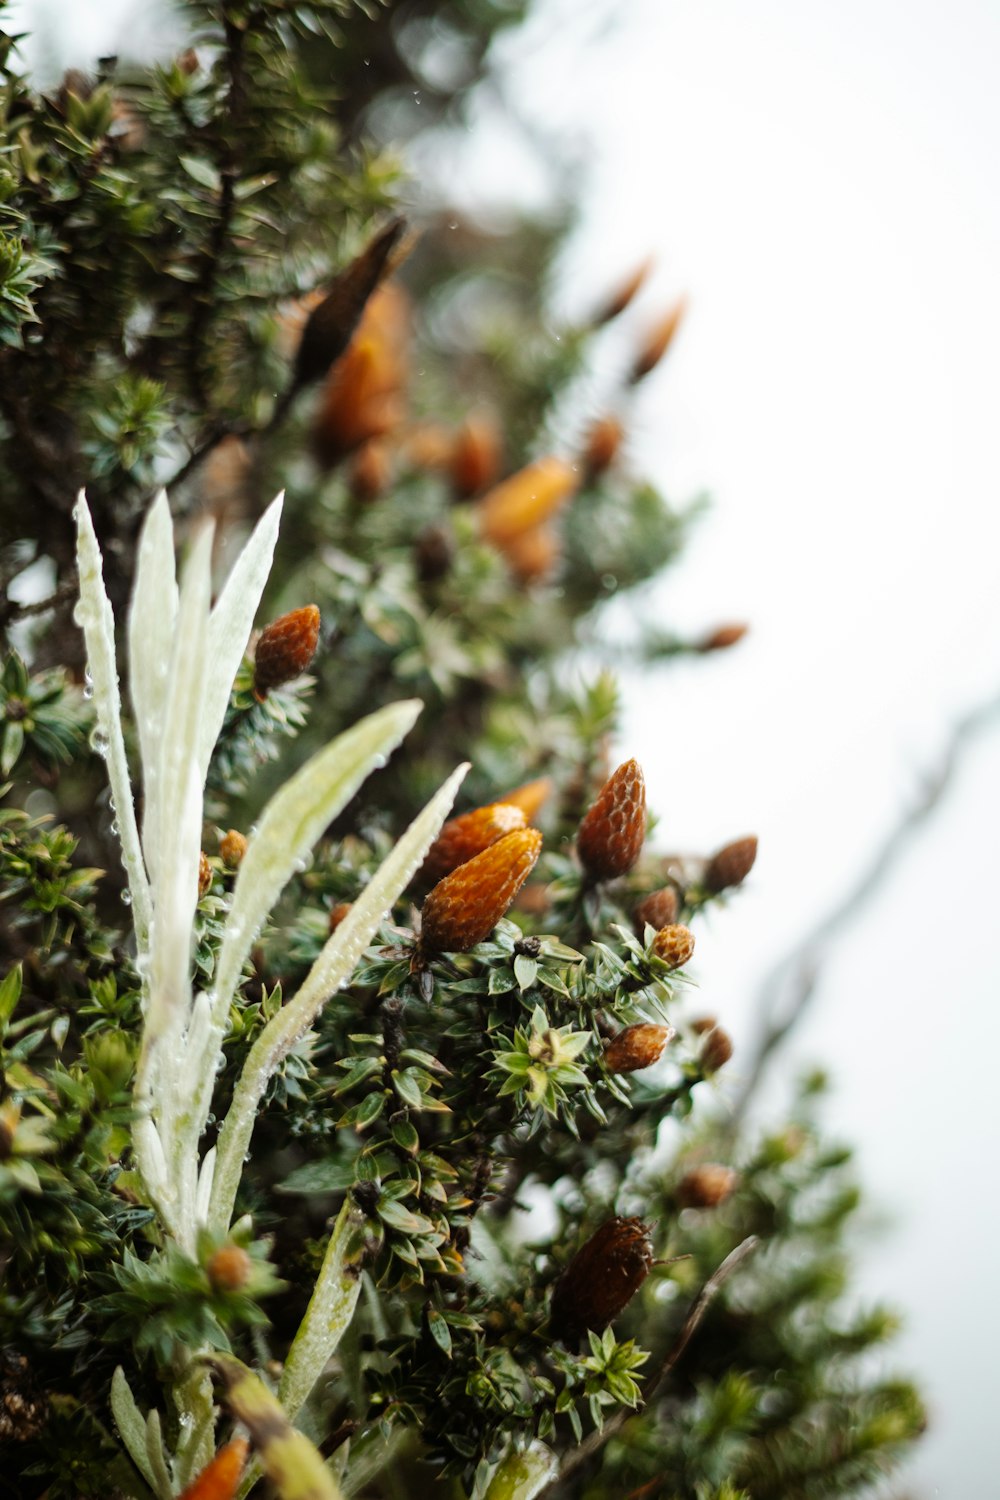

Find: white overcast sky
9;0;1000;1493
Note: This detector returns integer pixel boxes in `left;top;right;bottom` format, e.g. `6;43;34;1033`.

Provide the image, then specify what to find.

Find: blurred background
8;0;999;1492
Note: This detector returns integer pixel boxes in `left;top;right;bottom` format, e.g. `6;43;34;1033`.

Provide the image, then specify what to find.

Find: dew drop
89;726;109;757
121;887;132;905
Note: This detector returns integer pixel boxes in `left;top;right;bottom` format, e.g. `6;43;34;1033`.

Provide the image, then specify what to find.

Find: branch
729;687;1000;1126
537;1235;759;1498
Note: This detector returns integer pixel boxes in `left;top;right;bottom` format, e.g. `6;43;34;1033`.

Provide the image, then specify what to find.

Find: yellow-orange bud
651;923;695;970
451;412;503;497
219;829;247;869
477;457;577;546
678;1163;739;1208
499;776;554;825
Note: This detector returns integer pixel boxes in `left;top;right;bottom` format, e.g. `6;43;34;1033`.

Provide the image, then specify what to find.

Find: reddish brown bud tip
422;802;528;886
582;414;625;477
550;1216;654;1344
633;886;679;935
700;1025;734;1074
629;296;688;383
206;1244;252;1293
651;923;695;970
699;622;749;653
499;776;554;825
603;1022;675;1074
197;851;212;897
576;758;646;881
253;605;321;696
176;1437;250;1500
420;827;543;954
329;901;353;933
705;835;758;893
593;257;654;325
677;1163;739;1208
689;1015;718;1036
451;412;503;497
219;829;247;869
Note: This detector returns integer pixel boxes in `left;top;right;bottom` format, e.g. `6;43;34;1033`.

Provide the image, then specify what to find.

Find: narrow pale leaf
73;493;151;946
128;491;178;880
110;1367;160;1494
197;493;283;779
209;761;468;1233
280;1200;368;1421
483;1443;557;1500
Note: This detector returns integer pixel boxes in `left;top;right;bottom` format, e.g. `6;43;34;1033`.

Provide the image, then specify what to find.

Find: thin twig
728;688;1000;1128
537;1235;759;1498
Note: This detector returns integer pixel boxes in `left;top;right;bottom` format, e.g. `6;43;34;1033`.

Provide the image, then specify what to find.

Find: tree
0;3;924;1497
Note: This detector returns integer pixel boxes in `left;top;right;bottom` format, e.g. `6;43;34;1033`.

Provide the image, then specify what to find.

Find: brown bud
177;47;200;76
651;923;695;970
219;829;247;869
677;1163;739;1208
700;1025;734;1074
576;758;646;881
501;524;561;584
499;776;554;825
582;414;625;477
197;851;212;898
603;1022;675;1073
403;422;453;472
689;1015;718;1036
253;605;321;697
414;522;455;584
550;1216;653;1344
329;902;353;933
633;886;679;935
477;457;578;546
420;828;543;955
699;622;749;653
313;283;409;466
629;296;688;383
451;412;502;497
705;835;758;893
422;802;527;886
593;257;654;325
206;1244;253;1293
348;440;392;501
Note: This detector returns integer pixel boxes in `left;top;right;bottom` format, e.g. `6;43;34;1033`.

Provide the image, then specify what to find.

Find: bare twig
537;1235;759;1498
729;688;1000;1127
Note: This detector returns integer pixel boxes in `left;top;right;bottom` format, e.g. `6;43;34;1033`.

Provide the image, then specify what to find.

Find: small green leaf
514;954;538;991
427;1308;452;1356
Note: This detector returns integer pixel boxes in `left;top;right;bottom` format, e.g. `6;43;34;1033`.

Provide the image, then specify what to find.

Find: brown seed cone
312;282;409;466
629;296;688;383
582;414;625;477
293;217;407;389
550;1216;654;1345
198;851;212;897
633;886;679;935
477;457;578;546
603;1022;675;1073
176;1437;250;1500
576;758;646;880
420;828;543;954
699;622;749;652
219;829;247;869
677;1163;739;1209
451;411;503;497
700;1025;734;1074
206;1244;253;1293
421;802;528;886
253;605;321;697
499;776;554;825
705;835;758;893
348;439;393;501
651;923;695;970
592;257;654;325
329;901;353;933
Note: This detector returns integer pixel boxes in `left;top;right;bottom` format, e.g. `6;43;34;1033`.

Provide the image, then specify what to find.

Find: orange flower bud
592;257;654;325
499;776;554;825
501;523;561;583
699;622;749;652
550;1216;653;1344
651;923;695;970
312;282;409;466
422;801;527;886
219;829;247;869
477;457;578;546
678;1163;739;1208
329;901;353;933
582;414;625;477
705;835;758;893
633;886;679;935
198;851;212;898
576;758;646;881
253;605;321;697
603;1022;675;1073
349;440;393;501
700;1025;734;1073
176;1437;249;1500
451;411;502;497
206;1244;252;1293
629;296;688;383
420;828;543;954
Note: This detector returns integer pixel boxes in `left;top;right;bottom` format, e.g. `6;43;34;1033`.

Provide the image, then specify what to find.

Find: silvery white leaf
110;1368;160;1493
73;493;151;946
128;491;178;881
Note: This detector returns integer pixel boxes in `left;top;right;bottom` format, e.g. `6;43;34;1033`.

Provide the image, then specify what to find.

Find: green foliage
0;2;923;1497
